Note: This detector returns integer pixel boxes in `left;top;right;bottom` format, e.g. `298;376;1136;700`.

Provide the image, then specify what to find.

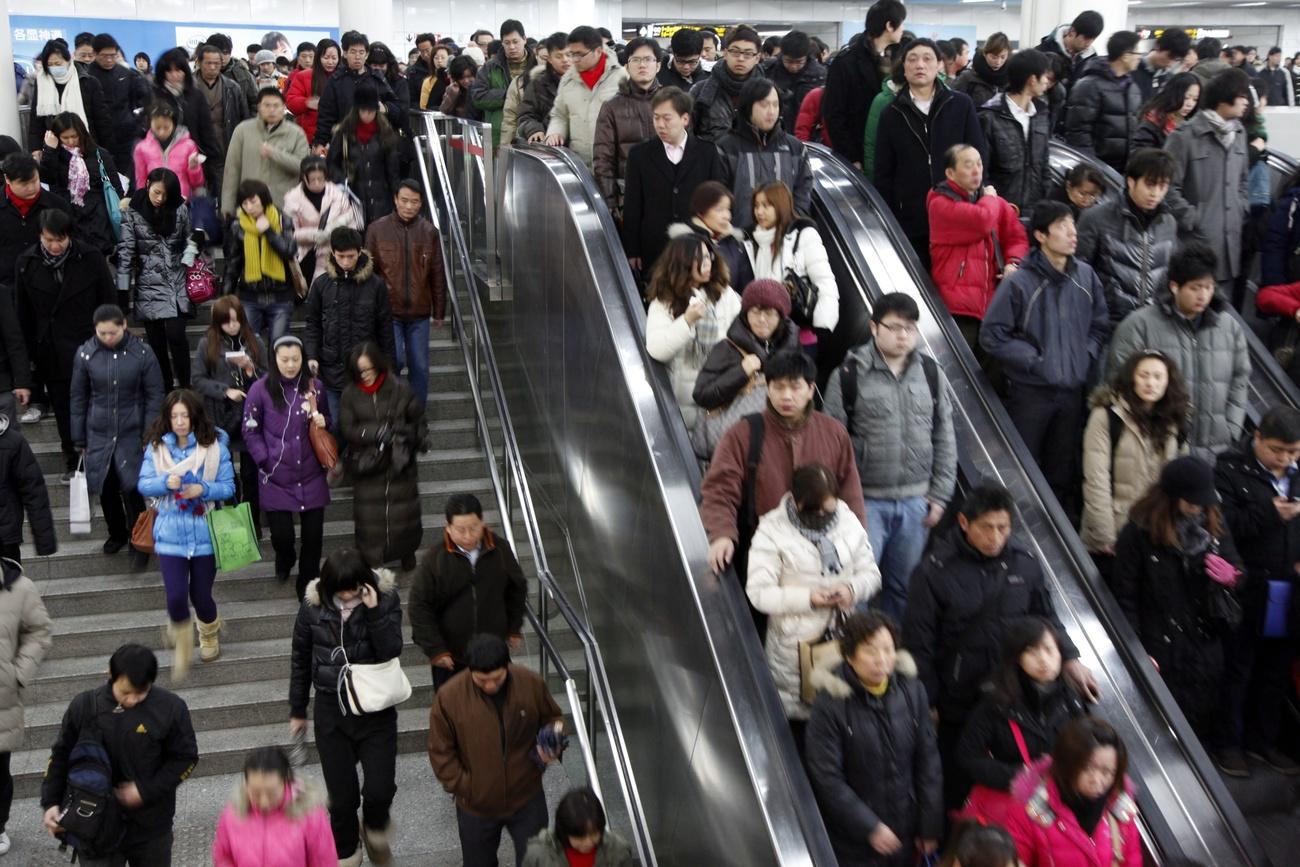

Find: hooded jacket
592;77;659;213
692;312;800;410
762;56;826;134
742;218;836;329
133;127;207;198
821;33;887;165
0;558;52;752
927;180;1030;320
980;248;1110;390
747;494;881;719
366;212;448;320
1106;291;1250;456
303;251;397;391
136;429;237;558
1076;193;1179;325
313;66;400;147
1164;110;1250;282
690;61;766;144
220;117;310;215
953;51;1009;110
958;679;1087;793
212;780;336;867
547;47;628;169
1005;758;1141;867
282;180;365;281
645;285;742;429
522;829;635;867
1063;57;1142;173
15;239;115;381
118;200;194;321
1035;24;1098;91
241;374;331;513
977;93;1051;220
717;120;814;231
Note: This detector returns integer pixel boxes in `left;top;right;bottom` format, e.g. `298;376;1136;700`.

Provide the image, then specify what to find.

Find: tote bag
798;609;848;706
334;640;411;715
69;458;92;535
206;502;262;572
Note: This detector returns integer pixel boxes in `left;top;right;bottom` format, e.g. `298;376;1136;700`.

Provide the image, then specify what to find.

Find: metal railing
414;111;655;866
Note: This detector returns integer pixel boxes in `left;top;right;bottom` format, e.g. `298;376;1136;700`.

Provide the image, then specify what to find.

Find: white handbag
334;635;412;716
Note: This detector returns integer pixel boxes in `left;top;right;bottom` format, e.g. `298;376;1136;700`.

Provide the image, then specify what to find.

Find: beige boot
164;619;194;682
337;848;363;867
361;818;394;865
196;617;222;662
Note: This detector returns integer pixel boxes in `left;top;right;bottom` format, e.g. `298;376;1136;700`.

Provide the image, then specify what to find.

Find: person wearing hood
470;20;534;148
221;86;310;216
592;37;660;218
822;0;907;169
1005;718;1142;867
689;25;766;144
1063;32;1144;174
1107;243;1250;458
978;50;1052;223
25;39;115;160
133;103;207;199
312;30;401;151
762;31;826;135
717;80;813;232
150;48;221;175
805;611;942;866
515;33;571;144
544;27;627;170
1035;11;1104;92
658;28;707;93
283;155;364;283
952;33;1011;109
0;554;51;856
521;787;634;867
666;181;754;303
289;549;403;867
981;201;1108;517
212;746;337;867
325;81;400;224
137;389;236;680
874;38;986;266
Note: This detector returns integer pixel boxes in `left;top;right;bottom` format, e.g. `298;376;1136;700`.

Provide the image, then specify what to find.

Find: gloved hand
1205;552;1240;589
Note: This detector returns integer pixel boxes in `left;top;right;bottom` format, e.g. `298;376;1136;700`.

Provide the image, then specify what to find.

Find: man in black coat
657;27;707;92
1036;10;1104;93
874;38;986;266
407;33;437;109
312;31;402;150
1064;32;1144;174
41;645;198;865
689;25;766;143
903;483;1098;807
409;493;527;691
1213;407;1300;777
85;35;150;191
821;0;906;169
1131;28;1191;102
978;49;1052;221
621;87;725;276
0;417;56;562
762;31;826;134
0;155;74;289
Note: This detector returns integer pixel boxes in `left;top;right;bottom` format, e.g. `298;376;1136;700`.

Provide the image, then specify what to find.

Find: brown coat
700;407;865;544
592;78;659;215
427;664;564;819
365;213;448;320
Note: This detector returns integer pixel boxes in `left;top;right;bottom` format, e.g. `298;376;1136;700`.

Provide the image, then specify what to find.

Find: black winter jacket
957;678;1086;791
313;68;401;147
85;61;151;156
40;683;197;844
191;332;267;445
15;240;116;381
621;134;725;267
977;94;1050;219
326;130;399;224
1063;59;1142;174
26;73;116;155
0;286;29;395
1076;195;1178;325
0;422;55;553
821;35;886;166
38;145;124;257
303;251;396;391
667;222;754;295
806;661;943;867
409;530;527;664
1132;117;1171;151
952;51;1008;110
515;66;564;142
0;190;73;291
657;60;706;93
690;63;766;143
716;120;813;230
223;218;296;302
903;527;1080;717
692;313;800;410
762;57;826;134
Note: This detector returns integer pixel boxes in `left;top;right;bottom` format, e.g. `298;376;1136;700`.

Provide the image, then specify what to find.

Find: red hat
741;279;791;317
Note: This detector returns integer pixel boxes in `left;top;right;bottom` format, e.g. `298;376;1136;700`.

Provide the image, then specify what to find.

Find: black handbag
783;230;818;328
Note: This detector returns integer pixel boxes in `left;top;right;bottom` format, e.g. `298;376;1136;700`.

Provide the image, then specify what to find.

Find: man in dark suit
622;87;725;276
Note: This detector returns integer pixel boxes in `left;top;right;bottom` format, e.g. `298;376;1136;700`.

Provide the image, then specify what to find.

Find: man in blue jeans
824;292;957;621
365;179;447;410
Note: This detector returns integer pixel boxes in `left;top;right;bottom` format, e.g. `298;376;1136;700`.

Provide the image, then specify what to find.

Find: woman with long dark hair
25;39;114;157
151;47;220;164
137;389;236;680
38;112;123;256
668;181;754;293
285;38;340;147
325;82;400;224
1132;72;1201;149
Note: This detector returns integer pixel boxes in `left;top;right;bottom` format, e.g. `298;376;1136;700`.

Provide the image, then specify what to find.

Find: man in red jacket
927;143;1029;355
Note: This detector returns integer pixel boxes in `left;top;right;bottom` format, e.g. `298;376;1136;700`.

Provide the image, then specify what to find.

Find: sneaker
0;831;10;854
20;406;41;423
1247;747;1300;775
102;538;127;555
1215;748;1251;778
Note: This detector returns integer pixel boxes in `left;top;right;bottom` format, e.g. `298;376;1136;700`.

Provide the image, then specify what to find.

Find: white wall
7;0;339;27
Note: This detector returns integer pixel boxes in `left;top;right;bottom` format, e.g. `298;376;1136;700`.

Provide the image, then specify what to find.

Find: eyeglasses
727;48;759;59
627;55;659;66
1070;188;1101;203
566;49;592;62
877;321;919;336
675;56;700;67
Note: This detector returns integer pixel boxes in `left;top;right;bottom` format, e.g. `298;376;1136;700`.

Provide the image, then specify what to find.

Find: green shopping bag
206;502;262;572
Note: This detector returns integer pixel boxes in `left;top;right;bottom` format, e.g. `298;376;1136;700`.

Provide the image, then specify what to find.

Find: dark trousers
456;787;548;867
77;830;173;866
0;543;19;563
46;378;77;469
0;751;10;833
314;699;398;859
1220;619;1296;751
158;554;217;623
267;508;325;598
101;460;145;544
1005;382;1084;521
143;317;190;390
233;449;261;535
937;712;972;811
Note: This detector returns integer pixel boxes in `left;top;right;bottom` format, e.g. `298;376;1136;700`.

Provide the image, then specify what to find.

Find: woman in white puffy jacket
747;463;880;750
645;234;741;430
743;181;839;354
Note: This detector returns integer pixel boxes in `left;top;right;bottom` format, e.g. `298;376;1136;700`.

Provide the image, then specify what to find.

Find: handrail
414;114;657;866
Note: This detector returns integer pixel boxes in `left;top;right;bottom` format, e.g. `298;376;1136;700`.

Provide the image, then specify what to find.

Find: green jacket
220;117;310;215
471;51;533;147
521;830;635;867
863;78;902;179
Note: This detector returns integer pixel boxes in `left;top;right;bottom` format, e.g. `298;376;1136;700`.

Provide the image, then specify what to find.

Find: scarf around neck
355;119;377;144
786;496;843;574
1203;109;1240;149
152;433;222;482
35;70;88;128
64;145;90;206
40;243;71;282
1175;515;1212;557
239;205;287;284
6;185;38;218
579;51;608;90
359;371;386;395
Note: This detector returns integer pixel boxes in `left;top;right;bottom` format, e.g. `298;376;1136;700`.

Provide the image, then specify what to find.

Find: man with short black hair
407;32;438;107
823;0;906;169
195;43;251;199
659;28;706;92
207;32;260;112
1191;37;1230;84
221;87;309;215
979;49;1052;221
1036;10;1104;91
1133;28;1191;100
546;26;627;168
690;25;766;143
1064;31;1144;173
515;32;570;144
1260;47;1294;107
701;31;721;69
593;37;660;216
471;19;533;148
73;32;95;67
471;30;494;55
85;34;147;183
947;37;970;79
763;30;826;134
312;30;401;150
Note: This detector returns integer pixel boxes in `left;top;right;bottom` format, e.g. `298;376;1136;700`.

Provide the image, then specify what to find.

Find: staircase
7;309;583;801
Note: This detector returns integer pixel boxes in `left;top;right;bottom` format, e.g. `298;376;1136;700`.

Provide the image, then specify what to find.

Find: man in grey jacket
824;293;956;621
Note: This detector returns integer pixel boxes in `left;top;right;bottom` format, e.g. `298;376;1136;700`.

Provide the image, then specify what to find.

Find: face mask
49;65;72;82
798;508;834;531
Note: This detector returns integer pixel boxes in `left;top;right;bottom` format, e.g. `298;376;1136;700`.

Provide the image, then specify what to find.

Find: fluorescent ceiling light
1233;1;1266;5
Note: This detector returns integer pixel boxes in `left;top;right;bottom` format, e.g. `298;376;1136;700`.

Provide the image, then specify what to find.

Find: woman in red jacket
794;87;832;147
286;38;340;147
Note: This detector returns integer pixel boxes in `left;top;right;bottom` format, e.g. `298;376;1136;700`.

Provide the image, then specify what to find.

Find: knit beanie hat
741;279;791;316
1159;456;1219;506
254;49;277;66
354;80;380;111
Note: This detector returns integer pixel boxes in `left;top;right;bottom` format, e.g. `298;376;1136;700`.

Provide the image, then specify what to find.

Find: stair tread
50;596;302;636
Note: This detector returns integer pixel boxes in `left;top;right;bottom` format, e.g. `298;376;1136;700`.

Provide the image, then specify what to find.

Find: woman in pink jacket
133;103;207;199
1005;717;1143;867
212;746;337;867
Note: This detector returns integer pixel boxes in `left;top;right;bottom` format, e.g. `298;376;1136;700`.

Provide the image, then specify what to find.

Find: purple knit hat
741;279;791;316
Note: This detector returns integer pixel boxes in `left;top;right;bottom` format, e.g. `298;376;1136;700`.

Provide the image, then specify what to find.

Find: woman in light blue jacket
137;389;236;681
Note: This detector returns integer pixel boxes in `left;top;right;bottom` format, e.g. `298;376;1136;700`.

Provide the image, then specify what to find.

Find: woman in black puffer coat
951;35;1011;110
288;548;404;865
38;112;124;258
326;82;400;225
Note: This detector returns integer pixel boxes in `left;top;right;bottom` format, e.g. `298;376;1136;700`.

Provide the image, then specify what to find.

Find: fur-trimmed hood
303;567;397;607
1010;756;1139;828
227;779;327;820
323;249;376;282
809;649;918;699
667;220;746;245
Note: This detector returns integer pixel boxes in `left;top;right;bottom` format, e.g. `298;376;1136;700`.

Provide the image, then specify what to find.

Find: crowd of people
3;7;1300;866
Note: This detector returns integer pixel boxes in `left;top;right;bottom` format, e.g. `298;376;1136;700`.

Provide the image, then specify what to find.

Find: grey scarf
1176;516;1212;557
786;497;842;575
1202;109;1240;150
40;243;71;284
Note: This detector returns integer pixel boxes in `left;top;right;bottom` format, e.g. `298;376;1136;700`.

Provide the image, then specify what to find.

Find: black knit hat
353;80;380;112
1158;456;1219;506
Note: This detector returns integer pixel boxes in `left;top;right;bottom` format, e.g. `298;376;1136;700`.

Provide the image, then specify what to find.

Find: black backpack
839;353;941;442
57;708;124;862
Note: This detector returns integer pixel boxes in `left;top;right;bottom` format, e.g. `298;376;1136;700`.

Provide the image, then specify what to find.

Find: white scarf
152;435;222;482
35;70;88;129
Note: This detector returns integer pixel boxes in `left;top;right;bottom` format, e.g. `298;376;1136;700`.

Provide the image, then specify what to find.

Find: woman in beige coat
1081;350;1190;567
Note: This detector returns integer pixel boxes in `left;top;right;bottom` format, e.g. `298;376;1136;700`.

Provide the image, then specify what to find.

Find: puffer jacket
805;657;943;867
515;65;563;142
0;423;55;555
136;429;237;558
1165;111;1250;282
241;374;331;513
1005;758;1142;867
325;128;399;225
288;569;403;718
977;94;1051;219
952;51;1008;110
0;558;52;752
303;251;397;391
365;213;448;320
1260;184;1300;293
743;220;837;330
191;332;267;445
117;202;194;321
928;180;1031;321
133;128;207;199
690;62;766;144
547;48;628;168
717;120;813;230
281;180;364;281
980;248;1110;390
212;780;336;867
762;56;826;134
1080;389;1182;553
823;342;958;506
1106;292;1250;457
15;240;115;381
38;145;124;256
313;67;400;148
522;829;635;867
746;494;880;720
692;313;799;410
592;77;659;214
1076;194;1178;325
645;286;742;429
69;331;165;497
1063;58;1141;173
958;679;1087;794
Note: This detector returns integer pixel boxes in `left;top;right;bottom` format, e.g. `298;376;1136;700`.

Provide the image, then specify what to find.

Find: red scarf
359;371;386;394
579;51;607;90
356;119;378;144
564;847;597;867
5;185;37;218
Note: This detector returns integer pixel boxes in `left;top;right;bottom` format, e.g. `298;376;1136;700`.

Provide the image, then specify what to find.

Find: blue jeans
865;496;931;622
325;389;342;434
392;318;430;409
243;300;292;349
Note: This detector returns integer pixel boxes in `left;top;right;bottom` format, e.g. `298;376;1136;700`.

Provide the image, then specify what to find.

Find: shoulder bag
97;154;122;243
130;502;157;554
783;229;819;328
306;390;339;471
690;341;768;458
333;620;412;715
798;608;848;706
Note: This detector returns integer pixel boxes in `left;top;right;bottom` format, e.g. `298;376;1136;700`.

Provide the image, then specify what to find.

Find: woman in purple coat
242;335;331;598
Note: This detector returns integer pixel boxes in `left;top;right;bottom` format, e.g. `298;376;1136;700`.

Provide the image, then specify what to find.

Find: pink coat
134;128;207;199
281;181;364;280
211;781;337;867
1006;758;1143;867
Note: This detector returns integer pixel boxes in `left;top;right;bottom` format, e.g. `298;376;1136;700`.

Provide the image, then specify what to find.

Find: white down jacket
744;220;840;332
645;286;741;430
